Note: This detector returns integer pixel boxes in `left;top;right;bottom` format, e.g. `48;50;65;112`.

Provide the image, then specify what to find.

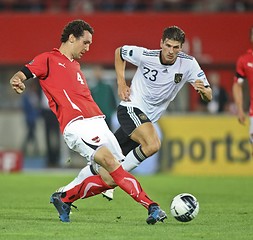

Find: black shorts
114;105;151;155
117;105;151;136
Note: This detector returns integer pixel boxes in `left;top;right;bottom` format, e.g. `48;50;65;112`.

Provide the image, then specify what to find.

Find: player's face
160;38;182;64
72;30;92;59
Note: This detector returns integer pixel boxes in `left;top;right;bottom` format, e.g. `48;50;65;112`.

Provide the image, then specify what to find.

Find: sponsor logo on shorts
139;113;148;121
92;136;100;143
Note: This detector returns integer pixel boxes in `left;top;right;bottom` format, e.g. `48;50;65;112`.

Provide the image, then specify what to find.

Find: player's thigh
131;122;159;146
63;117;124;162
117;105;159;146
117;105;151;136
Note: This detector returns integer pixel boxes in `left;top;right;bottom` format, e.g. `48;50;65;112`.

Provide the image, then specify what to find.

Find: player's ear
160;39;163;48
69;34;75;43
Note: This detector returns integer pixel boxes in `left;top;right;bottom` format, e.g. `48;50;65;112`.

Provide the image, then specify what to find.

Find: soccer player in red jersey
233;27;253;155
9;19;167;224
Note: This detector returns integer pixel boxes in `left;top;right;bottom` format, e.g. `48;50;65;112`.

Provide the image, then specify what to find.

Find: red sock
61;175;112;203
110;166;156;209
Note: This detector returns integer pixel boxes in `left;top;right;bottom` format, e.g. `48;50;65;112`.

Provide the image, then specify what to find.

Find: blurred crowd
0;0;252;12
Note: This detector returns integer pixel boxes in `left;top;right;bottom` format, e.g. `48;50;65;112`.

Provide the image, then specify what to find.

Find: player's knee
95;146;120;172
101;155;119;172
145;138;161;156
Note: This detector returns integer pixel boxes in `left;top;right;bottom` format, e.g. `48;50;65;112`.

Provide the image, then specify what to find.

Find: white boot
102;189;115;201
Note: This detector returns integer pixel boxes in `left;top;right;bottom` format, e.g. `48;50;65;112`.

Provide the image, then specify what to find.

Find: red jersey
25;48;104;132
234;48;253;116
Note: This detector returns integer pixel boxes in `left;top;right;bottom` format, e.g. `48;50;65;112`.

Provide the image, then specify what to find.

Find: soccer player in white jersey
102;25;212;200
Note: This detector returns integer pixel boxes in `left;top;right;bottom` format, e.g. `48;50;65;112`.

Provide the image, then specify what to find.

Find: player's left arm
194;79;212;102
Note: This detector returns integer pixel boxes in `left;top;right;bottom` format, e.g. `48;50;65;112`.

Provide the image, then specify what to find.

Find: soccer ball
170;193;199;222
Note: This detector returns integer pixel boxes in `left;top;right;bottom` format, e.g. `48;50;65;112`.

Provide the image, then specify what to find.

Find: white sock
122;150;142;172
60;165;94;192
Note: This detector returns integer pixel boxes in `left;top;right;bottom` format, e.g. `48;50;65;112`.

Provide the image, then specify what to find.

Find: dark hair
61;19;94;43
162;26;185;44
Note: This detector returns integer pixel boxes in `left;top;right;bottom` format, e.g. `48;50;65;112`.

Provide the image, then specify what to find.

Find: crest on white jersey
174;73;183;83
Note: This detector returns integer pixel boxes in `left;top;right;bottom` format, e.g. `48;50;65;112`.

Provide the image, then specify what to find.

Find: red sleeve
25;52;49;80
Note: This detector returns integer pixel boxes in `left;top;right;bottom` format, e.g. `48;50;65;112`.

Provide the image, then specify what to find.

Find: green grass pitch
0;172;252;240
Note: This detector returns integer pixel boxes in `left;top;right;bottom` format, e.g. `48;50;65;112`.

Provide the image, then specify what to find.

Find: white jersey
120;45;209;122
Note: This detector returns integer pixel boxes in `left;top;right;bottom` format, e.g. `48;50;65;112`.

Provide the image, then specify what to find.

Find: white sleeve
120;45;146;66
189;58;209;86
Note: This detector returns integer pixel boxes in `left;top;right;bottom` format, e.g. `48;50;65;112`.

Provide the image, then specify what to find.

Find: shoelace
68;203;78;211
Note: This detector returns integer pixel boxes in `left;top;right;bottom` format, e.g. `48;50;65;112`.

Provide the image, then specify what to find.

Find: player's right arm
232;79;246;125
10;53;48;94
9;71;27;94
233;55;246;125
115;47;130;101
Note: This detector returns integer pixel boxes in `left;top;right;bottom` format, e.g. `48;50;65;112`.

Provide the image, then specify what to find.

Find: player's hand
237;110;246;125
194;79;205;93
10;77;26;94
194;79;212;102
118;84;131;101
